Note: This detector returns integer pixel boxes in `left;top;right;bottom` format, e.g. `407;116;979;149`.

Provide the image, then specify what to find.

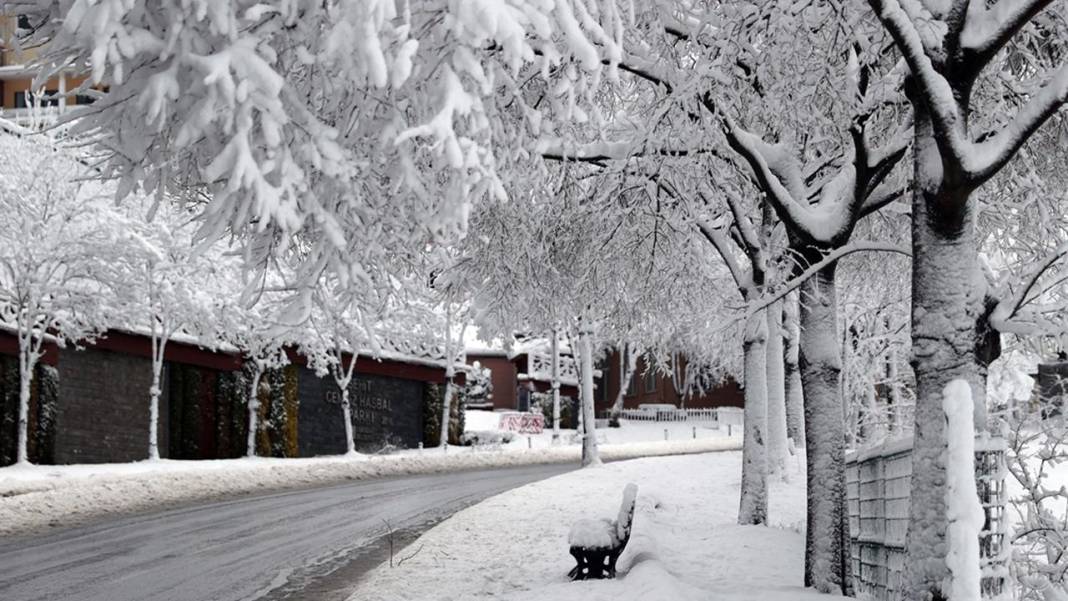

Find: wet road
0;463;571;601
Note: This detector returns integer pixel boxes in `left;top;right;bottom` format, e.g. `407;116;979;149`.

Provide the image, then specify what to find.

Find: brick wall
297;367;426;456
54;347;162;464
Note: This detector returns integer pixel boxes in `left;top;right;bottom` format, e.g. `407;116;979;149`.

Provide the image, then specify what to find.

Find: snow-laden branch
962;0;1058;62
968;62;1068;185
537;137;720;163
747;242;912;316
989;241;1068;334
866;0;970;166
695;218;753;295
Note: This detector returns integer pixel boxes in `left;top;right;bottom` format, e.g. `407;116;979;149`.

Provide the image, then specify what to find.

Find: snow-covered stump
798;265;851;593
567;483;637;580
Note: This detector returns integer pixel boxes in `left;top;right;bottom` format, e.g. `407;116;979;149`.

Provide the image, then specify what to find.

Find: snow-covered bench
567;483;638;580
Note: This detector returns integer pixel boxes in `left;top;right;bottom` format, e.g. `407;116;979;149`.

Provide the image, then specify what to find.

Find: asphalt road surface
0;463;572;601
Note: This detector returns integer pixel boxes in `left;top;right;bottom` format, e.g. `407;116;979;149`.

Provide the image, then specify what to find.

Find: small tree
115;205;230;460
0;136;119;464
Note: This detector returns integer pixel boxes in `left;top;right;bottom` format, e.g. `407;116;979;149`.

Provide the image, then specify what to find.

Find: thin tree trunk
739;310;769;525
784;294;806;450
551;329;561;442
439;310;457;447
341;388;355;455
148;331;167;461
902;111;986;601
610;343;638;423
578;328;600;467
766;300;789;478
440;378;455;446
16;334;33;465
798;263;851;595
245;366;263;458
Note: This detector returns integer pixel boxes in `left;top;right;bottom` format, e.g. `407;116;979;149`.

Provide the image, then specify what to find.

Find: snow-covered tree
217;294;292;458
114;205;232;461
303;280;379;456
0;135;120;464
861;2;1068;595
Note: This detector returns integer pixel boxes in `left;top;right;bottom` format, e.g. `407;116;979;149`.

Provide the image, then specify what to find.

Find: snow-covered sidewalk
0;436;739;537
348;451;839;601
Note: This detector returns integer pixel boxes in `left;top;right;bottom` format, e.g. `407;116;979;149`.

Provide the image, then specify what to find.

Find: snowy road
0;463;571;601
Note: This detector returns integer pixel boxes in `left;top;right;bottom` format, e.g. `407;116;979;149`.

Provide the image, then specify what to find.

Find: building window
74;94;98;105
626;369;637;396
14;91;60;109
644;370;657;393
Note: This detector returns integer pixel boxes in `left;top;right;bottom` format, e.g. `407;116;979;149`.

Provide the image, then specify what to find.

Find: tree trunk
798;263;852;595
784;294;806;450
440;379;455;446
551;329;561;442
901;112;986;601
246;367;263;458
148;355;164;461
16;341;33;465
739;310;769;525
610;344;638;423
578;328;600;467
341;387;356;455
766;300;789;477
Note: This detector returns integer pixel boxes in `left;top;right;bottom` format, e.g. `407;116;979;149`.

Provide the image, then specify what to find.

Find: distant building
596;349;744;415
0;327;463;466
464;335;742;420
0;13;101;128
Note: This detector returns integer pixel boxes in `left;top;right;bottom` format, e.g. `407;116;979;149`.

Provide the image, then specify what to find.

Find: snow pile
0;437;739;537
943;379;984;601
347;452;841;601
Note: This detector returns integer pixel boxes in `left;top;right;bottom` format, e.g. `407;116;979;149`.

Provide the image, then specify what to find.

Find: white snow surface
348;452;844;601
0;436;739;537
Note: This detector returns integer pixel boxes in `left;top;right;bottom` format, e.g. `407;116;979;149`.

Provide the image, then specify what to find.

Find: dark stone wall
54;347;161;464
297;367;425;455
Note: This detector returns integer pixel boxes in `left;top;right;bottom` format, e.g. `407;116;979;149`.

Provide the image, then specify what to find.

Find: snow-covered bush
460;430;516;447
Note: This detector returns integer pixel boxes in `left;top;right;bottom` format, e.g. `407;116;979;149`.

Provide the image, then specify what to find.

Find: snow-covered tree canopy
13;0;636;290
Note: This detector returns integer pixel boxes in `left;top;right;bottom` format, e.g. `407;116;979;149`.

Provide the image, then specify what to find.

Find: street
0;463;571;601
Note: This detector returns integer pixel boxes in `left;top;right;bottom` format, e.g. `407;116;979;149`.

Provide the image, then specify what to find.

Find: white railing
612;407;736;423
0;106;63;130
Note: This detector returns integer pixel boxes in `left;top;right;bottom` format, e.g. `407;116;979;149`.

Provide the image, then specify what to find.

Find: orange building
0;13;96;126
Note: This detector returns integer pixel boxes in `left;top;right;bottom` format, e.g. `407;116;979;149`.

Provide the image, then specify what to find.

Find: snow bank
0;437;739;537
943;379;984;601
347;452;842;601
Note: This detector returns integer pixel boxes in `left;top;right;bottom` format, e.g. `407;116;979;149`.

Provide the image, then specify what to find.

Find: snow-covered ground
0;418;740;537
347;451;839;601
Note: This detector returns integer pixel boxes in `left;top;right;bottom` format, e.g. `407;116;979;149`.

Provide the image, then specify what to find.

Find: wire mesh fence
845;435;1007;600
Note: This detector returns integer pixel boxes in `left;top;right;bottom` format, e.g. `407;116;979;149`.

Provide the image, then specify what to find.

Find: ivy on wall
0;357;58;466
423;382;466;447
257;365;299;458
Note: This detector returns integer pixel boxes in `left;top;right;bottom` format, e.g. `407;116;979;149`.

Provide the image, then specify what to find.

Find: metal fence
612;407;721;422
845;435;1006;600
